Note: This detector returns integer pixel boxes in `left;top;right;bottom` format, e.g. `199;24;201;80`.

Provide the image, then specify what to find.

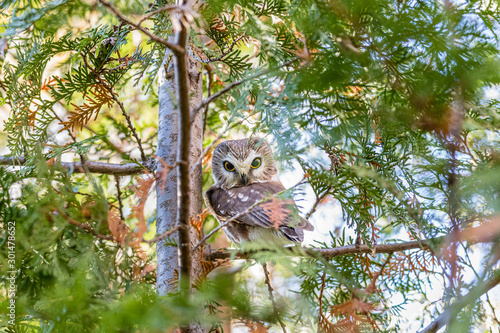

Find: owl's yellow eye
224;161;235;172
250;158;261;169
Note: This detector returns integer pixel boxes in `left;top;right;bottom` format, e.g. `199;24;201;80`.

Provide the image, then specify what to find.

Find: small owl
204;138;314;245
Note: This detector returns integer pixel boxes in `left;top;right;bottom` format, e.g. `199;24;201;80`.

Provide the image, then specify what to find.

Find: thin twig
317;271;328;332
115;175;125;221
80;50;147;163
192;177;308;252
190;57;300;123
305;187;331;220
83;124;124;154
201;34;247;64
367;252;393;291
61;211;114;241
486;292;500;327
0;156;145;175
419;270;500;333
262;263;287;333
143;226;181;244
97;0;182;54
138;5;178;25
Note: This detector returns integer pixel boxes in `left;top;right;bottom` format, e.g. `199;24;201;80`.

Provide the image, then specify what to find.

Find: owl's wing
205;181;314;235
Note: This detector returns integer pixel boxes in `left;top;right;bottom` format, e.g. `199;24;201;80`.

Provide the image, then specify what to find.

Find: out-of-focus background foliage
1;0;500;332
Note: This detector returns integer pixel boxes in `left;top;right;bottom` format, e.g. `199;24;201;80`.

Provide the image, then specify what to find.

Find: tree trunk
156;45;204;296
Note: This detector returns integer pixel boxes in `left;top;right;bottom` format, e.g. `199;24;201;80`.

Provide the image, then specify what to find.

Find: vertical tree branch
262;263;287;333
155;6;204;322
174;5;193;295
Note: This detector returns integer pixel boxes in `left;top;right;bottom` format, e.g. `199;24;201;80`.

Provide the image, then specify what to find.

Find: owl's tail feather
298;217;315;231
280;226;304;243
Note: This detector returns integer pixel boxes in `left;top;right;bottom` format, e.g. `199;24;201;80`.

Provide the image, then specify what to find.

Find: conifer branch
200;34;247;64
305;187;332;220
138;5;178;26
189;57;300;123
0;156;145;175
97;0;183;54
61;212;114;241
97;78;148;162
419;270;500;333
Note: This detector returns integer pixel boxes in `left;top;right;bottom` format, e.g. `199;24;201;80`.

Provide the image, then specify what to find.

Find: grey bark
156;45;204;296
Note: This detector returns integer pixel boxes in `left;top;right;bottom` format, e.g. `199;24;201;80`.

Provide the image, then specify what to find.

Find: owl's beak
240;173;249;186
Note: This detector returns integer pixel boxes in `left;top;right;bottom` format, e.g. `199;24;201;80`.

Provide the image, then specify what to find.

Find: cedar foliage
1;0;500;332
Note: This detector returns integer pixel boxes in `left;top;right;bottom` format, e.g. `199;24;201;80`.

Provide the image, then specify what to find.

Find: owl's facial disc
212;138;278;188
221;157;252;186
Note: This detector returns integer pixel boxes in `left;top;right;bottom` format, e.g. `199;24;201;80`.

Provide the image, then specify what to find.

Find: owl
204;138;314;245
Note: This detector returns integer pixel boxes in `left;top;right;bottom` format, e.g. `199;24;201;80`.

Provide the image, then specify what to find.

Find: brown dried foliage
319;290;380;333
107;208;130;244
191;208;231;284
327;297;379;333
129;174;155;247
60;83;113;132
154;155;174;194
196;258;231;289
168;269;179;290
388;250;437;279
191;208;211;240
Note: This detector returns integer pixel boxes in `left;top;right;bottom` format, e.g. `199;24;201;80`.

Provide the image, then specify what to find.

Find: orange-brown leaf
41;77;59;91
129;175;155;247
190;208;210;238
108;209;129;245
59;84;113;133
154;156;175;194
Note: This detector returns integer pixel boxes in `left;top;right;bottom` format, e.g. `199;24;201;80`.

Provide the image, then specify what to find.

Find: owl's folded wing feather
205;181;314;233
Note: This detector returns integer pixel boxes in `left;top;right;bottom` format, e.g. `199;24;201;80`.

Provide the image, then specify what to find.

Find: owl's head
211;138;278;188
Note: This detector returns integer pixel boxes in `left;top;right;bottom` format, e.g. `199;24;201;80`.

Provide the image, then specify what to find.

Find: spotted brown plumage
204;138;314;245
